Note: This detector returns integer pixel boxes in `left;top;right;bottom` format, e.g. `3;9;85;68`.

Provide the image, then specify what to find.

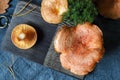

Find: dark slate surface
44;39;84;80
44;22;84;79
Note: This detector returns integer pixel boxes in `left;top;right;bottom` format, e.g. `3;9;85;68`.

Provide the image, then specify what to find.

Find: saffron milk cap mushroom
11;24;37;49
41;0;68;24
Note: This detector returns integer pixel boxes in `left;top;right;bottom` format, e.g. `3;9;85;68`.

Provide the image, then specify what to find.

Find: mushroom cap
94;0;120;19
11;24;37;49
0;0;10;14
41;0;68;24
54;22;104;75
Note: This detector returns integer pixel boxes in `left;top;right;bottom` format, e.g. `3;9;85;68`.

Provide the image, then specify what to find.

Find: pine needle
12;0;37;17
8;66;16;80
13;6;37;17
12;0;32;16
8;55;16;80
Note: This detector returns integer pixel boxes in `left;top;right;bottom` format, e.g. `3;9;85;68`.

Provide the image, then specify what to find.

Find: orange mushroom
54;22;104;75
11;24;37;49
0;0;10;14
94;0;120;19
41;0;68;24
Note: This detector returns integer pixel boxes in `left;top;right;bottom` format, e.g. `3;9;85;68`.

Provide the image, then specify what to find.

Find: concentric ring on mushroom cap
11;24;37;49
41;0;68;24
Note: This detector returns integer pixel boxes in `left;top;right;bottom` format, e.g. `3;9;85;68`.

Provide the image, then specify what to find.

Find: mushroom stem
19;33;25;40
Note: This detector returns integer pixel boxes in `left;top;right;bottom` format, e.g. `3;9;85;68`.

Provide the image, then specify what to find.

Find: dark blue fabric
0;52;78;80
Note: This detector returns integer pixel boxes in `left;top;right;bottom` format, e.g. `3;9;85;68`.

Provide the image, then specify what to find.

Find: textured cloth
0;51;78;80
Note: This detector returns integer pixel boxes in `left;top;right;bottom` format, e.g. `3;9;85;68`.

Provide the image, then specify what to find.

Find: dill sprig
63;0;98;26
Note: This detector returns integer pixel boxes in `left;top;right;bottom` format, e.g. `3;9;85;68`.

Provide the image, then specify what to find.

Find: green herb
63;0;98;26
